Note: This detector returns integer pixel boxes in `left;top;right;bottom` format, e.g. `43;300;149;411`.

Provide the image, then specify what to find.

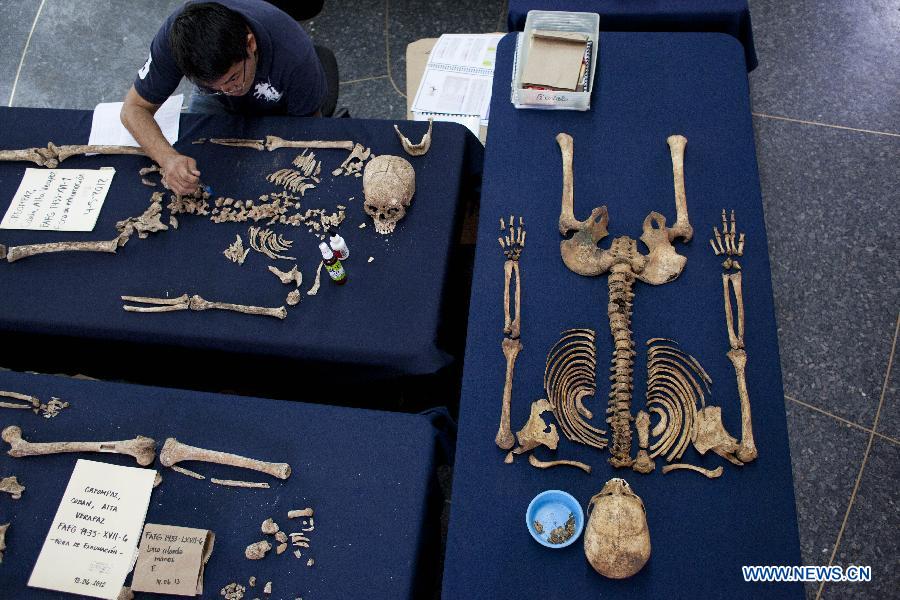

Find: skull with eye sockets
362;155;416;234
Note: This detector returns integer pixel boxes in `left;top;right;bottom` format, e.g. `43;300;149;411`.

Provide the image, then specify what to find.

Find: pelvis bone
556;133;692;469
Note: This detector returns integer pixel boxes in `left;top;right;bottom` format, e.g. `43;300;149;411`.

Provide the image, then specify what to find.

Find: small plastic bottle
318;242;347;285
328;230;349;260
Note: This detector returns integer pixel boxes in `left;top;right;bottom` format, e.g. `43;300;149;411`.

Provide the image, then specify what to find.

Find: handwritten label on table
131;524;215;596
1;167;115;231
28;459;156;600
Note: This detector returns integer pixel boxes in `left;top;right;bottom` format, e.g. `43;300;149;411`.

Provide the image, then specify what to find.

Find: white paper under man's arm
89;94;183;147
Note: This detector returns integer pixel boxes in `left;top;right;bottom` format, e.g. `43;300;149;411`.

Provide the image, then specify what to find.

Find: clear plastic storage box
511;10;600;111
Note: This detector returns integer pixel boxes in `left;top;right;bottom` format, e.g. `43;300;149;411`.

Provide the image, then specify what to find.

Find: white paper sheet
1;168;115;231
413;112;481;138
28;460;156;600
88;94;183;147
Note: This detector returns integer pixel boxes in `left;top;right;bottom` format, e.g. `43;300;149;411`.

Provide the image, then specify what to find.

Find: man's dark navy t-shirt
134;0;326;116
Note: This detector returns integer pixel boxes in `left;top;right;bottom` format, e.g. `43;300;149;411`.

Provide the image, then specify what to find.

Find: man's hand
160;153;201;196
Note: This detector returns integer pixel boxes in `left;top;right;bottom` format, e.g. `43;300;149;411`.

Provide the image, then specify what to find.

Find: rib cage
645;338;712;462
544;328;607;449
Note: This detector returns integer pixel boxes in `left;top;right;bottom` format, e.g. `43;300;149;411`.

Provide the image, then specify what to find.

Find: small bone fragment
301;518;314;532
224;235;250;265
358;222;366;228
5;238;120;263
117;586;135;600
221;582;247;600
268;265;302;287
276;542;288;554
307;261;324;295
289;533;310;542
528;454;591;474
171;465;205;480
265;136;354;151
306;558;314;567
394;118;432;156
161;437;291;479
153;472;162;488
263;582;272;594
504;452;514;464
286;290;301;305
209;478;270;488
0;476;25;499
245;540;272;560
169;215;179;229
210;138;265;151
261;518;279;535
662;463;724;478
294;549;302;559
288;508;313;518
249;577;256;587
141;177;156;187
189;295;287;320
275;531;288;543
0;523;7;563
2;426;156;466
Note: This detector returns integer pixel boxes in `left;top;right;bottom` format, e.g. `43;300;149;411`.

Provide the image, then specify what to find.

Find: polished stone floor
1;1;897;599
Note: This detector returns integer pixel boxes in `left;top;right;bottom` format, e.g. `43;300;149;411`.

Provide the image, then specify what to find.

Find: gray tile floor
2;1;897;598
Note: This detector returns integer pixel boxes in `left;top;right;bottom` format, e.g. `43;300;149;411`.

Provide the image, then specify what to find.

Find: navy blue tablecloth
507;0;758;70
0;369;444;599
0;109;482;395
443;33;801;598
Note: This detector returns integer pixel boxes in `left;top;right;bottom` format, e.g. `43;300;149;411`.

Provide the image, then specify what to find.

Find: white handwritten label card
28;459;156;600
1;167;115;231
131;524;215;596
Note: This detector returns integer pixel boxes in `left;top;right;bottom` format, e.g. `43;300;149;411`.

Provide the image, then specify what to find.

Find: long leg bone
265;136;354;151
5;238;120;263
160;438;291;479
528;454;592;474
2;426;156;466
54;144;146;163
495;338;523;450
661;463;724;478
723;272;756;463
394;118;432;156
189;295;287;320
209;138;266;151
122;293;190;313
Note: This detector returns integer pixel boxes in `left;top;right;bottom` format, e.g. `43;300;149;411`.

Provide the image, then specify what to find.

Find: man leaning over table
120;0;329;195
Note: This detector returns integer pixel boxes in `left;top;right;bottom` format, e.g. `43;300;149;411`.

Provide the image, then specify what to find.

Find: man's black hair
170;2;250;84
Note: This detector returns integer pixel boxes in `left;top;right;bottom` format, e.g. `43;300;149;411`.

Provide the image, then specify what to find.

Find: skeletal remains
0;142;145;168
711;211;757;464
268;265;302;287
528;454;591;474
362;155;416;234
509;398;557;456
224;235;250;264
394;118;432;156
209;136;355;152
248;226;295;260
2;192;167;263
0;475;25;499
0;390;69;418
332;143;372;177
556;133;693;468
495;216;526;450
160;438;291;479
122;294;288;320
2;425;156;465
584;478;651;579
544;328;608;450
267;150;321;196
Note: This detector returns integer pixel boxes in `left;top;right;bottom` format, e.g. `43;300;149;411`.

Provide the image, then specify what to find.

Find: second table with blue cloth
442;32;802;598
0;109;482;399
0;368;445;599
507;0;758;70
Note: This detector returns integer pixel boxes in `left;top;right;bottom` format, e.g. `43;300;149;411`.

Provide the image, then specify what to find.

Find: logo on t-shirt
138;53;152;79
253;81;283;102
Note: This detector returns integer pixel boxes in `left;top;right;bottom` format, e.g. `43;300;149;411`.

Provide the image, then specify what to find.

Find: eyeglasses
196;56;247;96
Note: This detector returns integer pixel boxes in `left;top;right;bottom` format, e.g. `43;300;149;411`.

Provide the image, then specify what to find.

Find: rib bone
160;438;291;479
211;478;270;489
1;426;155;465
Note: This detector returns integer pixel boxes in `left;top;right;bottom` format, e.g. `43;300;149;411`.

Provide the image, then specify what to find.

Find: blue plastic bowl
526;489;584;548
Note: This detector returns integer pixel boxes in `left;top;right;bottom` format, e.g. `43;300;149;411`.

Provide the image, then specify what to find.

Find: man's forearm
120;103;179;166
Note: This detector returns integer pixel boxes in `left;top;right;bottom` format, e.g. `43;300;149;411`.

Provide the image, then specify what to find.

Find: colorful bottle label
325;260;346;281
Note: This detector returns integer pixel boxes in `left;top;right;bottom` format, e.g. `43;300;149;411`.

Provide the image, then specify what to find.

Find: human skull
362;155;415;234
